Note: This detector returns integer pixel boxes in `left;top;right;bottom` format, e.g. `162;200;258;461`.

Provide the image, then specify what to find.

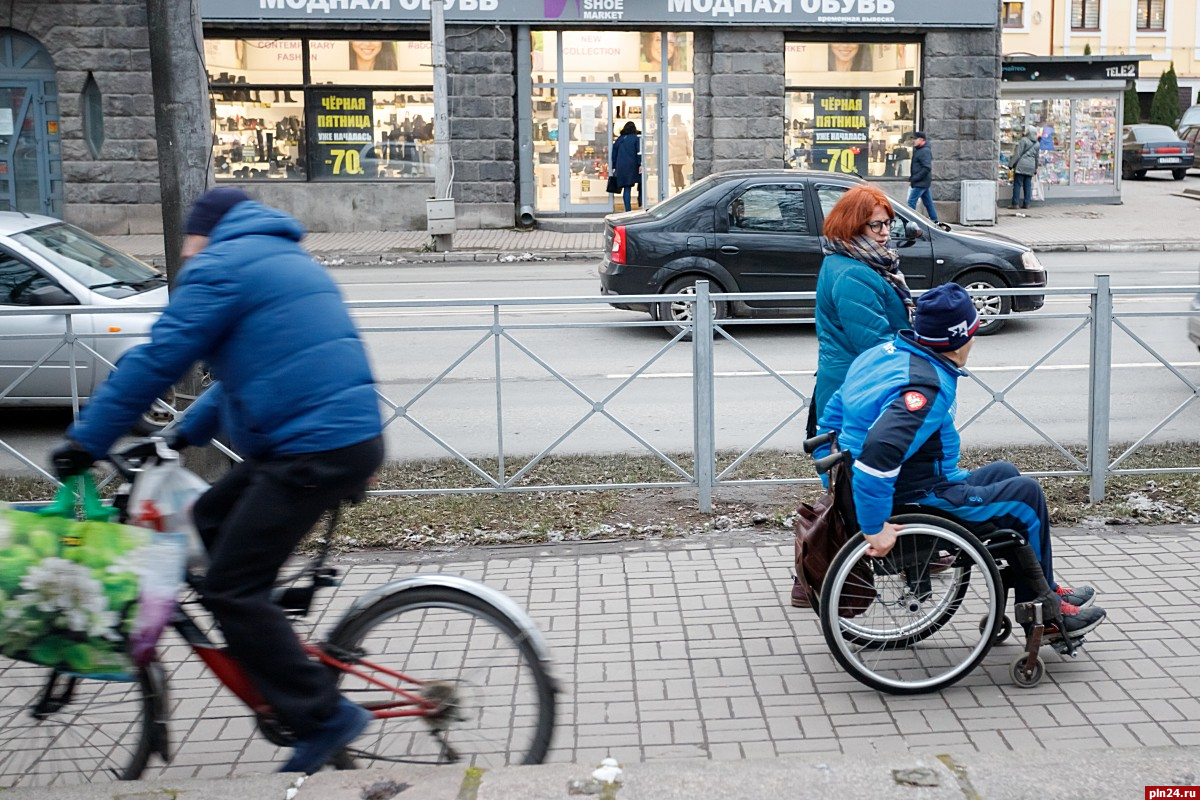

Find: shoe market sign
202;0;997;27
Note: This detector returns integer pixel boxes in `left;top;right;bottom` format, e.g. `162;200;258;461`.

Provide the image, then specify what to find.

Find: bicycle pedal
315;567;340;588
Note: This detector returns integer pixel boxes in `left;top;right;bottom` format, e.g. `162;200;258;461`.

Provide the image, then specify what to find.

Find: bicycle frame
167;576;443;724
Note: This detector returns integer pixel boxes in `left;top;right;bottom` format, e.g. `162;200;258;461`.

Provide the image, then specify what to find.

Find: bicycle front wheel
0;659;158;788
327;585;556;768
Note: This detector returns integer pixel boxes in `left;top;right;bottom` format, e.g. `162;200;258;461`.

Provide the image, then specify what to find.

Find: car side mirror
903;221;923;240
27;285;79;306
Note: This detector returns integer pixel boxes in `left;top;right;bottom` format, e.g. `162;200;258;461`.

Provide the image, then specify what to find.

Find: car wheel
1134;169;1147;180
1173;169;1188;181
955;270;1010;336
131;386;178;435
655;276;729;340
1121;160;1133;180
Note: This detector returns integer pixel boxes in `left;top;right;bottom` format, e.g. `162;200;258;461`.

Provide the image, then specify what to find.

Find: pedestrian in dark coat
906;131;938;222
610;121;641;212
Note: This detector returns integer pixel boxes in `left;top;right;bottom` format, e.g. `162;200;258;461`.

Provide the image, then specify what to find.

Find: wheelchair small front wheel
819;515;1004;695
1010;653;1045;688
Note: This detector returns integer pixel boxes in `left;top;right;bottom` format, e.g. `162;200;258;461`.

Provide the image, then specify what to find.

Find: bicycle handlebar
107;437;178;480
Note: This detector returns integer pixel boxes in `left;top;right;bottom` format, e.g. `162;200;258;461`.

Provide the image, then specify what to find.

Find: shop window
785;42;920;180
998;96;1117;195
1002;2;1025;28
785;41;919;90
81;72;104;158
205;37;433;183
1137;0;1165;31
1071;0;1101;31
529;31;695;209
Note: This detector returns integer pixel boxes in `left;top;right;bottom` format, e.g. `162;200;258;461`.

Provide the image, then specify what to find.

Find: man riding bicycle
51;188;383;774
817;283;1106;642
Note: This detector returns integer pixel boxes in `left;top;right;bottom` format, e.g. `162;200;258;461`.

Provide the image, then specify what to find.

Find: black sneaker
1046;600;1106;641
1055;584;1096;609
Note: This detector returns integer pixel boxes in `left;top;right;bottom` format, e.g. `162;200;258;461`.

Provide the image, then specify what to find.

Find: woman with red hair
792;183;913;607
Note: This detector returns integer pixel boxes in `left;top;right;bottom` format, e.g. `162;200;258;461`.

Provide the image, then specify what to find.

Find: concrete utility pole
430;0;455;251
144;0;214;282
144;0;226;478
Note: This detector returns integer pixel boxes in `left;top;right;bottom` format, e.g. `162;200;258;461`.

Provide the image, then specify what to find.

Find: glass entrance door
641;89;663;208
561;91;611;213
0;83;47;214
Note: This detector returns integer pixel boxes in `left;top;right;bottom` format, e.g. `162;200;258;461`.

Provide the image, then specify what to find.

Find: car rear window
647;174;721;219
1132;125;1177;141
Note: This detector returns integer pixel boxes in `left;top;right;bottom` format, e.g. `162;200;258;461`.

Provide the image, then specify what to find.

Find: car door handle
720;245;739;254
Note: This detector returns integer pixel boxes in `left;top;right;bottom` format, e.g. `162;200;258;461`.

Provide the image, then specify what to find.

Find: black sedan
599;170;1046;336
1121;124;1195;180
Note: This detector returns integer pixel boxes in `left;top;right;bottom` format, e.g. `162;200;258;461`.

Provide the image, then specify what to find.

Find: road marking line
607;362;1200;379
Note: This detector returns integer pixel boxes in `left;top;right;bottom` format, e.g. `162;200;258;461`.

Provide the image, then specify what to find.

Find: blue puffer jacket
818;332;969;536
812;253;911;420
68;201;382;460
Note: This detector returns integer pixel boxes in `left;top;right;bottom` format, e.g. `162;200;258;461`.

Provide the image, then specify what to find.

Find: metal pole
144;0;214;284
1087;273;1113;503
693;281;715;513
430;0;454;252
514;26;536;228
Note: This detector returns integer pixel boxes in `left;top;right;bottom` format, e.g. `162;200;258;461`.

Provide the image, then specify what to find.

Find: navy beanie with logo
185;188;251;237
913;283;980;352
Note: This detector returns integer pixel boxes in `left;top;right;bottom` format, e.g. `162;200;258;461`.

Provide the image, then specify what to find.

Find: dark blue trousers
912;461;1056;601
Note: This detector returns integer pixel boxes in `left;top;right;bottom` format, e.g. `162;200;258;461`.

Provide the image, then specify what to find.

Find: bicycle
0;440;558;788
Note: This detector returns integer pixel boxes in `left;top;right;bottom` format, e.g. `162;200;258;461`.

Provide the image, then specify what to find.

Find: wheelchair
802;432;1089;695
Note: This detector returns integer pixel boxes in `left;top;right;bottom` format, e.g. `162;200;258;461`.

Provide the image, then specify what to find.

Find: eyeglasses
865;219;893;232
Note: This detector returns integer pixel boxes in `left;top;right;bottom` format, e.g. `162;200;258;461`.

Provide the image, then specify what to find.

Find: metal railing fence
1;275;1197;510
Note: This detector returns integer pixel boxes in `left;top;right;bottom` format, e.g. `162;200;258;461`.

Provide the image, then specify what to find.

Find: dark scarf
822;233;913;314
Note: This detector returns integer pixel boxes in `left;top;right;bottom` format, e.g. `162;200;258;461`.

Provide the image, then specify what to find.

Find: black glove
50;440;95;479
160;430;191;453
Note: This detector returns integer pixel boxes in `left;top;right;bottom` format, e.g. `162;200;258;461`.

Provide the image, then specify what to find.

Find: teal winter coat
812;252;912;420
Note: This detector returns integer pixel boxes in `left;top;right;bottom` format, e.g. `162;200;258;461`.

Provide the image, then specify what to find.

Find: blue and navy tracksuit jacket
818;332;1058;593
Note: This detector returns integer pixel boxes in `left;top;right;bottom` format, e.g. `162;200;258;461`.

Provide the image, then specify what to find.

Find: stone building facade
1;0;162;233
5;3;1003;233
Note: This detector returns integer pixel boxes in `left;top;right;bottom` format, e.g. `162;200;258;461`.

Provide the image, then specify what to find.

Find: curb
127;243;1198;267
315;250;598;264
1033;240;1200;253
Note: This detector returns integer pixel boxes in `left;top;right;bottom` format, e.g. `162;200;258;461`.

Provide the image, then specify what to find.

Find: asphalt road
2;253;1197;476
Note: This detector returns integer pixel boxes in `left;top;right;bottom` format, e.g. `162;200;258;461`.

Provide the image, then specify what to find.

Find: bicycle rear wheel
0;659;158;787
326;585;556;768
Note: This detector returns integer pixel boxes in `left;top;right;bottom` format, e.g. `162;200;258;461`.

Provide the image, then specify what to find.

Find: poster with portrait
812;90;869;175
307;88;374;180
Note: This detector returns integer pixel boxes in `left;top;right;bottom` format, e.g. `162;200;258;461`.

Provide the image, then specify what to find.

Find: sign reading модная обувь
200;0;997;27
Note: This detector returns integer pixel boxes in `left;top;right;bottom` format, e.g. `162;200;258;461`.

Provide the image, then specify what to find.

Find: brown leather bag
794;455;875;618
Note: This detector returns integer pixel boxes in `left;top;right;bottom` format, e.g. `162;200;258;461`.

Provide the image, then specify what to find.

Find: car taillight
610;224;626;265
1158;146;1182;154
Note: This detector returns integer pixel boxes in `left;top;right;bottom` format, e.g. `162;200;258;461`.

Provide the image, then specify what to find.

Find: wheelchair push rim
819;521;1003;695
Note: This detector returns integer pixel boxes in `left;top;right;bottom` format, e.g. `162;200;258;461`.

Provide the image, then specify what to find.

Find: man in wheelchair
817;283;1106;642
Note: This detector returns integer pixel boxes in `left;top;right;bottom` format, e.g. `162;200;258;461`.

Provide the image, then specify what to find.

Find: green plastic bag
0;475;186;678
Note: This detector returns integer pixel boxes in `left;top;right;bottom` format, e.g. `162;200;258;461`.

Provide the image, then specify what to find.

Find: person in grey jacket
1009;125;1040;209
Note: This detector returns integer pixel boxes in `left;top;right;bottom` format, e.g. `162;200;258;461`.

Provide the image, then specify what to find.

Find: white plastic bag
127;441;210;570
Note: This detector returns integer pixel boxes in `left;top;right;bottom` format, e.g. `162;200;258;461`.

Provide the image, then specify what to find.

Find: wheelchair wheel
819;515;1004;695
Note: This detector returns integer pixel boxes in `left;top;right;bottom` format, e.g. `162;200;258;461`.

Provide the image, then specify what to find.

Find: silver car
0;212;169;427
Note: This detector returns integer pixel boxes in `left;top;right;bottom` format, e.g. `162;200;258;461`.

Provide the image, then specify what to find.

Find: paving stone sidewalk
7;522;1192;787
